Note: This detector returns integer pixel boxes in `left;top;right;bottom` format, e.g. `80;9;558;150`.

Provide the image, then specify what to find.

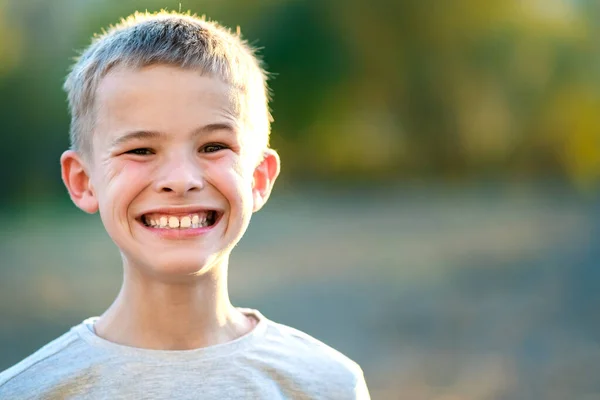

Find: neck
93;258;254;350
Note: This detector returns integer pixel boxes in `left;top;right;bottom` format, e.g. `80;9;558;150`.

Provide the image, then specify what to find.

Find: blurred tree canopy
0;0;599;205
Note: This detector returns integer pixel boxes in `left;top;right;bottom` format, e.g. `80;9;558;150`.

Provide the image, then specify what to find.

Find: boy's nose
155;157;204;195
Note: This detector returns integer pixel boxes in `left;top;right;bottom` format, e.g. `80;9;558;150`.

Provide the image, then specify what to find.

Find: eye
201;143;228;153
125;148;154;156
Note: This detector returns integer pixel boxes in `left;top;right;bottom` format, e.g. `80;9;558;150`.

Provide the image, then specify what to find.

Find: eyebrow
109;123;236;148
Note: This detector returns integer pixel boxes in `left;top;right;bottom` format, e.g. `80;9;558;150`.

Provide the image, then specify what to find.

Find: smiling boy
0;11;370;400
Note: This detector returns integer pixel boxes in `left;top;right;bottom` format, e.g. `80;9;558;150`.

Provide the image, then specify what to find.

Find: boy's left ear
252;148;280;212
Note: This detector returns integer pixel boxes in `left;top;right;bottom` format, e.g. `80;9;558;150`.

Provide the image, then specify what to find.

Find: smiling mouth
140;210;219;229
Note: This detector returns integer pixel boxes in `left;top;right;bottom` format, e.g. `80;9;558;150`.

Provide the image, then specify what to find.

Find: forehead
93;65;242;144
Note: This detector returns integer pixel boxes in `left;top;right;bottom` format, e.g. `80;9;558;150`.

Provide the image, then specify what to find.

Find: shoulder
266;319;362;372
251;312;369;397
0;327;86;396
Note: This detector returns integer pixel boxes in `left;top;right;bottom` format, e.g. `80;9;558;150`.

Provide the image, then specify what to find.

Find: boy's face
61;65;279;279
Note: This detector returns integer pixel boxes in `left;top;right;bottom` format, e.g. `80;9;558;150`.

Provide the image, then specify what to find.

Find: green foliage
0;0;599;204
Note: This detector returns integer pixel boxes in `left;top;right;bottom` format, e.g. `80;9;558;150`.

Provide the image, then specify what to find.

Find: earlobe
252;148;280;212
60;150;99;214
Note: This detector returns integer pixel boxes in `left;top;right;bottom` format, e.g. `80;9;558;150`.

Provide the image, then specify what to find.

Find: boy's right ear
60;150;99;214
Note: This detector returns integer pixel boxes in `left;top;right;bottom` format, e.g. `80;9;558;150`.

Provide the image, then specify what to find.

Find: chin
132;252;223;280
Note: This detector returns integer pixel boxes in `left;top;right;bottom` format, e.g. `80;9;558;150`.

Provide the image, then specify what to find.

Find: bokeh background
1;0;599;398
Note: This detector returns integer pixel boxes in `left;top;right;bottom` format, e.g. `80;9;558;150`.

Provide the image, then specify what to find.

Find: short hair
63;10;272;157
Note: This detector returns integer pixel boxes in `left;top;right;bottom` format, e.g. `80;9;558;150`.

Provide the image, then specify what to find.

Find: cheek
207;157;254;205
97;161;151;208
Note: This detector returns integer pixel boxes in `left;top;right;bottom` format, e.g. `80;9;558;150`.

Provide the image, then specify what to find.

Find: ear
60;150;99;214
252;148;280;212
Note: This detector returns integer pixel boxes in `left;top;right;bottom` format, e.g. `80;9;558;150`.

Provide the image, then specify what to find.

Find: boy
0;11;370;400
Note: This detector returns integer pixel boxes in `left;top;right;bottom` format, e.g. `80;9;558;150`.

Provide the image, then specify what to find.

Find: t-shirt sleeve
352;367;371;399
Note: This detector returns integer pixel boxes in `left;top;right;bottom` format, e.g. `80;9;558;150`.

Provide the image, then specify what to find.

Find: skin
60;64;280;350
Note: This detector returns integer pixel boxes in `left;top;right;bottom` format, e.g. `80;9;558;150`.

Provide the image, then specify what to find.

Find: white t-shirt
0;308;370;399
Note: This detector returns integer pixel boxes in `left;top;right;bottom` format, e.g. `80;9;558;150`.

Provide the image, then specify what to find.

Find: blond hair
63;11;272;156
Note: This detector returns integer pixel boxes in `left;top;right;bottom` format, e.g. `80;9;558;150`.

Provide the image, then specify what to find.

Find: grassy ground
1;186;598;399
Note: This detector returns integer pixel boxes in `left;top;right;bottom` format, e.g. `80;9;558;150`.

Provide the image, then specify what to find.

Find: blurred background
1;0;599;398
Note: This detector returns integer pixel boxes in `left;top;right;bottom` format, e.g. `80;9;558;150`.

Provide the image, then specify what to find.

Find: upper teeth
144;213;212;229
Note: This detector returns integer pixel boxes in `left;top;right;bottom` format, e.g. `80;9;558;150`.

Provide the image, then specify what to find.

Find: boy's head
60;11;280;280
64;11;271;158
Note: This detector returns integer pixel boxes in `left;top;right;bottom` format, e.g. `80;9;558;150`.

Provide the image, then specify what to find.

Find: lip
135;205;224;239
